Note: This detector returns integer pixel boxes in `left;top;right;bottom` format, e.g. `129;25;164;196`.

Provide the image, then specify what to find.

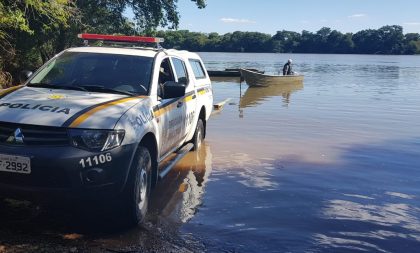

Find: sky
167;0;420;35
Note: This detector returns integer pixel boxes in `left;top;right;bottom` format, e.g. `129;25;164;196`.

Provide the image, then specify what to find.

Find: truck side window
188;59;206;79
158;58;176;98
159;58;175;85
172;58;188;85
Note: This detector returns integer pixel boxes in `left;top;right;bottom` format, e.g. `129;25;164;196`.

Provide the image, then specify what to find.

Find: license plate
0;154;31;174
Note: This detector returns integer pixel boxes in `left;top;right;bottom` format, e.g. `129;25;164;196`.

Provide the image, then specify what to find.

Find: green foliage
272;30;301;53
0;0;75;85
155;26;418;56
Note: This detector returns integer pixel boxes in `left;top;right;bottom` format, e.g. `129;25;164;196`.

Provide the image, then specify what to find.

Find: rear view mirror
19;70;33;83
162;81;186;99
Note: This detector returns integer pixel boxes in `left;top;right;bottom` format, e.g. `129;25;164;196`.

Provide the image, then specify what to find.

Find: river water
169;53;420;252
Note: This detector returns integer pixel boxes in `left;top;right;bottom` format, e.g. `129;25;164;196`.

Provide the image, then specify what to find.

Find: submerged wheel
192;119;204;151
119;146;152;226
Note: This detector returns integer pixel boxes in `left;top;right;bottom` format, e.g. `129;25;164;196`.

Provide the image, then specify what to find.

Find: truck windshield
29;52;153;95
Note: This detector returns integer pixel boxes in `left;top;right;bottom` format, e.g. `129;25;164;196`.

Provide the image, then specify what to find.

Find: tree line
156;26;420;55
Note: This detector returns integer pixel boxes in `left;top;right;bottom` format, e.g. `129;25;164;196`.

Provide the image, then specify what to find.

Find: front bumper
0;143;137;200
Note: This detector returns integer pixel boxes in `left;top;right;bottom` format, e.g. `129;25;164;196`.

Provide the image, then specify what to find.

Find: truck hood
0;86;145;129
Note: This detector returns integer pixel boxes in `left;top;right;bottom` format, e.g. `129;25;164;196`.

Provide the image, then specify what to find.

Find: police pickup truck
0;34;213;225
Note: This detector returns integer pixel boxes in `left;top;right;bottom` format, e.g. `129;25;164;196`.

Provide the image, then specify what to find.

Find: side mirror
19;70;33;83
178;76;188;85
162;81;186;99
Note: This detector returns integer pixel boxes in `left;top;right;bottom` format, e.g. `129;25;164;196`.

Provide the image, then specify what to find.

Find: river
177;53;420;252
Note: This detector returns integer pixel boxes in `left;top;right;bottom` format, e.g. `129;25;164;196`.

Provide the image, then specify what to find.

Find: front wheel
119;146;152;226
192;119;204;151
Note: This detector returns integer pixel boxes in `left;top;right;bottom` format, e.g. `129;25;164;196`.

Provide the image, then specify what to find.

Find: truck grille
0;122;69;146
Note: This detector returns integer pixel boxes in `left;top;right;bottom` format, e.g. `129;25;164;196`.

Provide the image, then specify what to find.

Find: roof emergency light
77;33;164;47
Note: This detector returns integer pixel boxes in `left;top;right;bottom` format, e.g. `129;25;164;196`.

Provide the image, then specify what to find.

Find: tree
0;0;75;87
205;32;222;51
326;30;353;53
404;33;420;54
315;27;331;52
183;32;208;51
353;29;381;54
297;30;317;53
272;30;301;53
353;25;405;54
131;0;205;31
377;25;404;54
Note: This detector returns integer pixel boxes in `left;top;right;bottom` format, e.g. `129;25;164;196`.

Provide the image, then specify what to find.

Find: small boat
240;69;304;87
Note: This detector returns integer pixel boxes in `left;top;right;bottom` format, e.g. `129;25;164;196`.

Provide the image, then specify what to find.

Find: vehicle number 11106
79;153;112;168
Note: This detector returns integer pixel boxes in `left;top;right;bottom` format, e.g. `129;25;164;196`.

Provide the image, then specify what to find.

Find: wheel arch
122;132;158;192
139;132;159;188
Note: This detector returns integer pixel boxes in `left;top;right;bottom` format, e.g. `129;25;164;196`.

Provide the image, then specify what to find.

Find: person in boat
283;59;294;75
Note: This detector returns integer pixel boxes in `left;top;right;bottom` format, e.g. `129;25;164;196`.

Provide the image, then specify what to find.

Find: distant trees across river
156;25;420;55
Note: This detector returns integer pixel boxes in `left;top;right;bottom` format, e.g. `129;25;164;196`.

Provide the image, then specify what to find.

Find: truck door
156;57;186;156
171;57;196;143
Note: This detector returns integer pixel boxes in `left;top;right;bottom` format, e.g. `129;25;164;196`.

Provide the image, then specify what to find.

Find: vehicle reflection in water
239;82;304;109
148;142;212;226
71;143;212;252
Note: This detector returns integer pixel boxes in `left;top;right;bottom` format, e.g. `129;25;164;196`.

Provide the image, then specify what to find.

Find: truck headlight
69;129;125;151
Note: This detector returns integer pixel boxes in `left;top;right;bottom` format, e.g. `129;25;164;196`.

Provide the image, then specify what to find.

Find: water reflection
240;82;303;108
216;152;278;190
87;144;213;252
315;193;420;252
355;65;400;80
314;233;389;252
149;142;212;225
323;199;420;233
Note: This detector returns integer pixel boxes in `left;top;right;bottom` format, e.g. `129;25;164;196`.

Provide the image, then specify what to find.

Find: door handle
177;101;183;108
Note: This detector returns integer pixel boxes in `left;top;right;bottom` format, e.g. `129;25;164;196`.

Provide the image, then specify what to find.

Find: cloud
403;22;420;26
220;18;256;24
348;14;367;18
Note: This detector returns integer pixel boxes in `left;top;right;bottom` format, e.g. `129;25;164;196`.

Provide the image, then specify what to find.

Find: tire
119;146;152;226
192;119;204;151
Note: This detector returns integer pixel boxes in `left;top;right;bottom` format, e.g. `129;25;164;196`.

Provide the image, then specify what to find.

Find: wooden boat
225;68;263;73
240;82;303;108
240;68;304;87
